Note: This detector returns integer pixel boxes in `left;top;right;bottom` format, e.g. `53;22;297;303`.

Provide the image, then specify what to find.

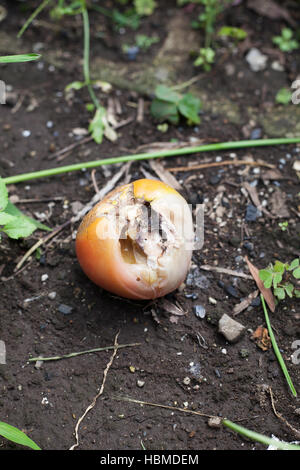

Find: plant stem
81;4;100;109
17;0;52;38
223;419;300;450
3;137;300;185
261;294;297;397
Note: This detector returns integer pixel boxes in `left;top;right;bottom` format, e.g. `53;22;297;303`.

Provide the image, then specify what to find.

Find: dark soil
0;0;300;451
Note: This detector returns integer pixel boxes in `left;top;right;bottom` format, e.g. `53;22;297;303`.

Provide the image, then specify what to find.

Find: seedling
217;26;247;42
18;0;116;144
275;88;292;105
150;85;202;125
193;47;215;71
0;178;50;241
134;0;156;16
272;28;299;52
278;221;289;231
259;259;300;300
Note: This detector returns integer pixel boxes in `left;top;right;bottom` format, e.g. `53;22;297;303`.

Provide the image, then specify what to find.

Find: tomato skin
76;179;194;299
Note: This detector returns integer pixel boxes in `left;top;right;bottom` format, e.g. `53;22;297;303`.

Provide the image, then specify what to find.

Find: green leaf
275;88;292;105
154;85;181;104
273;260;286;273
5;201;51;232
272;272;283;289
65;81;86;91
0;212;15;225
0;421;41;450
218;26;247;41
288;258;299;271
89;107;106;144
178;93;201;124
0;177;8;211
0;53;41;64
282;28;293;40
293;266;300;279
150;99;179;124
259;269;272;282
294;289;300;298
284;283;294;298
3;216;37;239
274;287;285;300
134;0;156;16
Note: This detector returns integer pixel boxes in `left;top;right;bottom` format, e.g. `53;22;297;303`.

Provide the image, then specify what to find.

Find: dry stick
268;386;300;440
167;159;275;173
28;341;141;363
69;331;120;451
199;264;253;280
113;396;217;420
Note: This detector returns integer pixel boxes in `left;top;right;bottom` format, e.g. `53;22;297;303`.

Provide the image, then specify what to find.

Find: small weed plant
272;28;299;52
150;85;202;125
259;259;300;301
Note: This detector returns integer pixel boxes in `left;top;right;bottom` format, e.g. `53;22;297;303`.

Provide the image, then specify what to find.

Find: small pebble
126;46;139;61
250;128;262;140
41;274;48;282
245;204;261;222
48;291;57;300
251;297;261;307
239;349;249;358
183;377;191;385
22;130;31;137
46;121;54;128
193;305;206;319
137;380;145;388
224;285;239;299
218;314;245;343
57;304;73;315
243;241;254;252
208;417;222;428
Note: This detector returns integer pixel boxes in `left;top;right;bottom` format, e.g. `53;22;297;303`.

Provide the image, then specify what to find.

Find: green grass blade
0;421;41;450
223;419;300;450
0;54;41;63
17;0;52;38
261;294;297;397
3;137;300;185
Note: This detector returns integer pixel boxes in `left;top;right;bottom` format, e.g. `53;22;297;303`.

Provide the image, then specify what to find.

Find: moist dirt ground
0;0;300;451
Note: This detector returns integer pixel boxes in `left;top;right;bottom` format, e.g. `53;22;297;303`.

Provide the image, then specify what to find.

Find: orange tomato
76;179;194;299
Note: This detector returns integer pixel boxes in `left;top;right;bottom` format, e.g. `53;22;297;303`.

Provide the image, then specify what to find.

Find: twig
167;159;275;173
268;386;300;439
69;331;120;450
14;220;70;272
71;161;132;224
112;396;217;419
137;98;144;123
28;341;141;363
199;264;253;280
91;169;99;194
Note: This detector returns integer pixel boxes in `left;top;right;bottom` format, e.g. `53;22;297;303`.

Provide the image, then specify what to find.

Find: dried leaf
269;189;290;218
251;325;271;351
242;182;275;219
245;256;276;312
160;298;186;316
149;160;183;191
247;0;296;27
233;289;259;315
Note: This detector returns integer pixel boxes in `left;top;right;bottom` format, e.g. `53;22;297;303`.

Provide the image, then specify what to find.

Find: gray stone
245;48;268;72
218;314;245;343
